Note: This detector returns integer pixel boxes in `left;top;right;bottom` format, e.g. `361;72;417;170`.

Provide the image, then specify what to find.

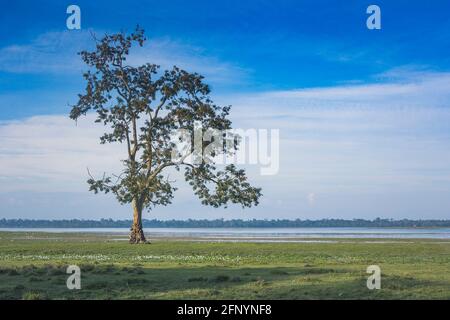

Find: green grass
0;232;449;299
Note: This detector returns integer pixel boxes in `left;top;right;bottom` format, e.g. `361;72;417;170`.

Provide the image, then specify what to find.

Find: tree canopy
69;27;261;242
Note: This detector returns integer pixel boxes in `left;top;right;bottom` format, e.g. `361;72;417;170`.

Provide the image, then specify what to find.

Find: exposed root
129;224;149;244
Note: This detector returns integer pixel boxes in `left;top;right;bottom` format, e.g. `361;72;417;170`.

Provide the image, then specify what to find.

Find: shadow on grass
0;264;446;299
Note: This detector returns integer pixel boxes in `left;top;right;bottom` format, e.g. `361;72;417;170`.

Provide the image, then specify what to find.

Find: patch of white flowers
0;254;112;261
0;254;242;263
132;255;242;262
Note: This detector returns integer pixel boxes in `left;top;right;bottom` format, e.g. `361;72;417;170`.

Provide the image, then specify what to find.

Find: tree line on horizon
0;218;449;228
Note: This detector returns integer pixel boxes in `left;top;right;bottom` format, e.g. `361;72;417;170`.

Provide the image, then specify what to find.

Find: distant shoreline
1;218;450;228
1;227;450;240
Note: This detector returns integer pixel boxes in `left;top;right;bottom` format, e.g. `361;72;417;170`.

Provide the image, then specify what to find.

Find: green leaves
70;27;261;213
185;164;262;208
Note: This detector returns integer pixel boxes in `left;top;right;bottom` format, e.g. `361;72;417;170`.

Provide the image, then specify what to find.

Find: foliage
69;27;261;214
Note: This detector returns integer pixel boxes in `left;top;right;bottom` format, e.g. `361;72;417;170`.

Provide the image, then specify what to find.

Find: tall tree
70;28;261;243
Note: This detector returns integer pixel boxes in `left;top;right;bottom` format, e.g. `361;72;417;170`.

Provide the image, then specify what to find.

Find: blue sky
1;1;450;220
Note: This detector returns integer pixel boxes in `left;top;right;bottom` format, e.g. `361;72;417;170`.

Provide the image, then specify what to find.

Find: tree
70;27;262;243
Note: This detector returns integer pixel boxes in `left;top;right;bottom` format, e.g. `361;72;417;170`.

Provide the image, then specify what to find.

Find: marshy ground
0;231;449;299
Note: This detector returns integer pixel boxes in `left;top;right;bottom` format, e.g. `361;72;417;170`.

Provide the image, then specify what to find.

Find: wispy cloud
0;115;122;192
0;31;89;74
2;69;450;219
128;37;249;85
0;30;248;85
226;69;450;117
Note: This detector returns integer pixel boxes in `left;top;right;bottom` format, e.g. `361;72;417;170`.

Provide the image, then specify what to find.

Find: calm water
1;227;450;239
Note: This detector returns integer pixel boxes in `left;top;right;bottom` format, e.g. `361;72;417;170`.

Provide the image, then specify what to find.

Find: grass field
0;231;449;300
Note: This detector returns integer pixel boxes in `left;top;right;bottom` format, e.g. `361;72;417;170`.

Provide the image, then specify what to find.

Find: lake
1;227;450;240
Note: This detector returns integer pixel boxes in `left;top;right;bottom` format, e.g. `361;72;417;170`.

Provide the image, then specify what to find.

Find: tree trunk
129;198;148;244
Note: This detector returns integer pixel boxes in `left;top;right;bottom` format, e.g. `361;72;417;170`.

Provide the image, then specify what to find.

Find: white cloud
0;30;248;85
0;115;122;192
225;70;450;198
128;38;249;85
0;31;89;74
224;69;450;118
2;69;450;219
